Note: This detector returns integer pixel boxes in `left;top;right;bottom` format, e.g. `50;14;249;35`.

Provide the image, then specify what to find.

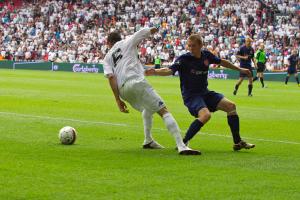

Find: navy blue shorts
288;68;297;74
184;91;224;117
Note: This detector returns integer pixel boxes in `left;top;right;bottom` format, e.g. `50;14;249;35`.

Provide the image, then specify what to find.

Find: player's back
103;28;153;88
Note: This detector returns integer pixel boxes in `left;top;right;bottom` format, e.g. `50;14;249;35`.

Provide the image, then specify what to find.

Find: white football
58;126;77;145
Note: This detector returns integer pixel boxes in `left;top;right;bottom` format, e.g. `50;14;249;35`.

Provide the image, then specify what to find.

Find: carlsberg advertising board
52;63;103;73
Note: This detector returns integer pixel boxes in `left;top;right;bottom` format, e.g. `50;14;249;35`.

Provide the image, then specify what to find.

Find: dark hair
107;32;122;45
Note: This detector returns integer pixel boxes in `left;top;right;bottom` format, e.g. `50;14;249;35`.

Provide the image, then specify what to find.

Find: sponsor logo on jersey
190;69;208;75
204;59;209;66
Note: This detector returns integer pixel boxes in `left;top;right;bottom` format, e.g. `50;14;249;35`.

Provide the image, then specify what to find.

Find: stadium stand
0;0;299;70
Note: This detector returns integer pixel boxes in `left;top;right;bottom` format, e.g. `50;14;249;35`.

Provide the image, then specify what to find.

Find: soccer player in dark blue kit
285;50;300;86
233;38;257;96
145;34;255;152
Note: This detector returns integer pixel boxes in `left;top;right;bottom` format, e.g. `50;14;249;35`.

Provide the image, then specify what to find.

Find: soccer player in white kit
103;27;200;155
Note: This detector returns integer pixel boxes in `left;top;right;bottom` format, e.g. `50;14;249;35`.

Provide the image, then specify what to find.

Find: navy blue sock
183;119;204;144
285;76;289;84
248;84;253;95
260;77;264;87
227;115;241;144
235;84;239;91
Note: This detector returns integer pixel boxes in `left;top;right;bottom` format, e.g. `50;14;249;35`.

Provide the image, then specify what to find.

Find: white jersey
103;28;151;89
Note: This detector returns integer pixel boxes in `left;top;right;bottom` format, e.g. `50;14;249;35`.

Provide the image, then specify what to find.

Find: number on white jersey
112;48;123;67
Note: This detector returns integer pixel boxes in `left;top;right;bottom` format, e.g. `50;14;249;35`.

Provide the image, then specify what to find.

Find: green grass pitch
0;69;299;200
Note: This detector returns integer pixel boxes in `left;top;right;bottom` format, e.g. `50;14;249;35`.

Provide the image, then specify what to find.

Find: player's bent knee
157;107;168;117
228;102;236;111
227;102;237;114
199;111;211;122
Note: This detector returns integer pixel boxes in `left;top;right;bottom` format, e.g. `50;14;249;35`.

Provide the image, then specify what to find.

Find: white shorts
119;78;165;113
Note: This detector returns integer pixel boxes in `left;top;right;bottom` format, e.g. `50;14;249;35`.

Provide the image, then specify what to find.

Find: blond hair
245;37;253;42
188;34;203;45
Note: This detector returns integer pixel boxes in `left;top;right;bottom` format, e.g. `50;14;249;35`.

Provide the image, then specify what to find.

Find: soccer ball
58;126;77;145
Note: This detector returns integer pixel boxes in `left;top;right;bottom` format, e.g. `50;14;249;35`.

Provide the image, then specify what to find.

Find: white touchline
0;111;299;145
0;111;128;127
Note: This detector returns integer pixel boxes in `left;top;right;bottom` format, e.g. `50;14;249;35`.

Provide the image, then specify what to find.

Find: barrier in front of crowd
0;61;103;73
0;61;296;82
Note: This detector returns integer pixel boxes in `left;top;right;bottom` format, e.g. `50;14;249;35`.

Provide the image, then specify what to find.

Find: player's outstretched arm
107;74;129;113
129;27;158;47
145;67;173;76
220;59;251;77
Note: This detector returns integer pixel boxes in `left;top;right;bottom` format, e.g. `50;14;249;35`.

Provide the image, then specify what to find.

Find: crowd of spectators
0;0;299;71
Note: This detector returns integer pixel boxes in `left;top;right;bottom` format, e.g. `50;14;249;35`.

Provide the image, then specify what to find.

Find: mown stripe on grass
0;111;299;145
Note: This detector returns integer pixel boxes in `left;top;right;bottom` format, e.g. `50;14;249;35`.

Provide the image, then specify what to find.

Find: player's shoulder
202;49;214;56
104;46;113;57
122;36;132;45
112;40;124;49
240;45;248;50
291;55;299;60
103;51;110;62
105;41;122;56
177;52;193;60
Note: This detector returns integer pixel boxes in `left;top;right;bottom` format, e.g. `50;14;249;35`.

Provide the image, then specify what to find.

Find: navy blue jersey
237;45;255;68
288;55;299;70
169;50;221;100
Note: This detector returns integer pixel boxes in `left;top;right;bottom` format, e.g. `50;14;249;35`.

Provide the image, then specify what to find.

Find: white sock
142;109;153;145
162;113;186;151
